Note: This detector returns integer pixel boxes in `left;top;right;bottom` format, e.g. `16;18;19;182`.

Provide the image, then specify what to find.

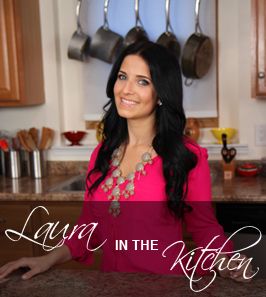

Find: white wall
82;0;218;119
0;0;62;146
0;0;265;160
218;0;266;159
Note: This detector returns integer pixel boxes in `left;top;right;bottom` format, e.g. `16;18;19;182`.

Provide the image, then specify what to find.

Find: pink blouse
64;140;233;276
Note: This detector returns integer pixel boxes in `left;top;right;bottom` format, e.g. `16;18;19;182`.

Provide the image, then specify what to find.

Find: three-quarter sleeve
183;145;234;275
64;142;103;265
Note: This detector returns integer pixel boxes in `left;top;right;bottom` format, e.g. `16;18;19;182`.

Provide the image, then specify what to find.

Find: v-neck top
64;140;234;276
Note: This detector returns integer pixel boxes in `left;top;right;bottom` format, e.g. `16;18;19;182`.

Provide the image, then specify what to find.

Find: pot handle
135;0;144;27
76;0;82;33
103;0;110;29
195;0;203;34
165;0;174;33
184;78;194;87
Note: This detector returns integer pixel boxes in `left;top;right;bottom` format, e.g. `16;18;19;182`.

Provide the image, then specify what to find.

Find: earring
158;99;163;106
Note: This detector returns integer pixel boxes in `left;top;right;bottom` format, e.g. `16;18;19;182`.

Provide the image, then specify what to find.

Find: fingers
21;267;40;280
230;266;255;281
0;258;27;279
0;257;50;281
230;272;253;283
228;254;255;282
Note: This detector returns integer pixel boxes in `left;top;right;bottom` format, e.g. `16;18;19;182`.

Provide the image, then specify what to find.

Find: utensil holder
20;150;30;176
29;150;47;179
222;160;236;180
3;150;21;179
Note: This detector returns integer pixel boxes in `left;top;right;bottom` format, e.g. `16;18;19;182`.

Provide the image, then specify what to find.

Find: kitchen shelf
48;144;97;161
48;143;249;161
201;143;249;155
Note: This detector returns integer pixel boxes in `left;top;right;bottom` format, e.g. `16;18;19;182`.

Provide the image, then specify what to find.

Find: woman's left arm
183;146;254;282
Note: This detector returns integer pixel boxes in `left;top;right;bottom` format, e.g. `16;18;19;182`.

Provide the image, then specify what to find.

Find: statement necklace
101;144;154;217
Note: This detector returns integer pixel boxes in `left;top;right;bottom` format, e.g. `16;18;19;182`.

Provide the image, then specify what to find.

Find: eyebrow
118;70;152;81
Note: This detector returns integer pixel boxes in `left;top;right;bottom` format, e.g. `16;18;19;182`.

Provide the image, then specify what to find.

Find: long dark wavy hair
87;41;198;218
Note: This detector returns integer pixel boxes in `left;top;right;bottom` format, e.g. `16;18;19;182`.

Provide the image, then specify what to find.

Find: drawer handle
0;218;6;224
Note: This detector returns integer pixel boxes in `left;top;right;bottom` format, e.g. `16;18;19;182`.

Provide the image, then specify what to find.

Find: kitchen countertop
0;268;265;297
0;174;265;203
0;175;82;202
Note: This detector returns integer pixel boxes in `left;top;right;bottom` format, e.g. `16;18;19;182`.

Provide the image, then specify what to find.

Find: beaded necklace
101;144;154;217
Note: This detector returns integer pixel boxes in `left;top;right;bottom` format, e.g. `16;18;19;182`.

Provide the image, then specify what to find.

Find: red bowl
237;163;259;177
62;131;87;146
239;163;257;170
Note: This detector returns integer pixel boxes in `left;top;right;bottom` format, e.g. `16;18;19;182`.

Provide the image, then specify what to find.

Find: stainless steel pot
181;0;213;86
157;0;180;58
123;0;148;48
67;0;90;61
90;0;123;64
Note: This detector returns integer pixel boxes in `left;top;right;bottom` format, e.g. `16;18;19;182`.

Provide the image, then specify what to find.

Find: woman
0;41;253;282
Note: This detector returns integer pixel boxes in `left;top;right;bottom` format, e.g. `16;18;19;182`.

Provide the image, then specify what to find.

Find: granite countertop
212;175;266;203
0;268;265;297
0;175;83;202
0;173;265;203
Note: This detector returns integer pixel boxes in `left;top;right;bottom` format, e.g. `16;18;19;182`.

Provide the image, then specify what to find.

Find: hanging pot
156;0;180;58
67;0;90;61
123;0;149;48
90;0;123;64
181;0;213;86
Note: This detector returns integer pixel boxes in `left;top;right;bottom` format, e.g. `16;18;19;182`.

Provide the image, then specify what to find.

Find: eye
138;79;150;86
117;73;127;80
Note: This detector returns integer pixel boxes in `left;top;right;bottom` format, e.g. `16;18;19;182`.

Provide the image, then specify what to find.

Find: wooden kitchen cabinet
0;203;34;265
0;201;196;269
35;202;102;270
0;0;45;106
251;0;266;97
0;201;101;270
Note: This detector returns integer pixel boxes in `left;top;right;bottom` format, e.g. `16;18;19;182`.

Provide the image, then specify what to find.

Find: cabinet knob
258;72;265;79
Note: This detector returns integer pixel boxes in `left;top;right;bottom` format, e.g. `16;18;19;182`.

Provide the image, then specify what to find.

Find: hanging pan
157;0;180;58
67;0;90;61
181;0;213;86
90;0;123;64
123;0;149;48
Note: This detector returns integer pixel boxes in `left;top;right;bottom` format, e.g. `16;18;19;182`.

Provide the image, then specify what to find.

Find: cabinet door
0;203;34;266
0;0;20;102
0;0;45;106
0;236;33;266
252;0;266;97
35;202;101;270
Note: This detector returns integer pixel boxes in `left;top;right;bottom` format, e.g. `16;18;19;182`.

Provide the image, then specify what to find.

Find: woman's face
114;55;158;121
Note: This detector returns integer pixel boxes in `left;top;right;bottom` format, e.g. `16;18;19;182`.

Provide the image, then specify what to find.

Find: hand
216;254;256;283
0;256;53;280
227;254;256;283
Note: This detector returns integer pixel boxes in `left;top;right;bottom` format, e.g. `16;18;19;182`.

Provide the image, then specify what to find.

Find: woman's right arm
0;143;102;281
0;244;71;280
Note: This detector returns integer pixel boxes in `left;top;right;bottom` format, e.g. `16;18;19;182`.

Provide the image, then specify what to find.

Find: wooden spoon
29;127;39;148
17;131;31;152
39;127;48;150
23;131;37;151
44;128;54;150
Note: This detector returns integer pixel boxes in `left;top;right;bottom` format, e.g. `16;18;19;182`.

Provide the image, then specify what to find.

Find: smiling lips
120;98;139;107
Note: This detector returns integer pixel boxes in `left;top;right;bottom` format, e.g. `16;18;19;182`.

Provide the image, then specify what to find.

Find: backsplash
47;159;264;177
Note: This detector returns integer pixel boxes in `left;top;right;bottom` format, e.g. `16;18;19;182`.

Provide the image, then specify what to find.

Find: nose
122;79;135;95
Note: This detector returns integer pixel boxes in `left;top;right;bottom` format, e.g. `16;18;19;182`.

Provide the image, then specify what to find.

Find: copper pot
184;118;200;142
123;0;149;48
181;0;213;86
157;0;180;58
